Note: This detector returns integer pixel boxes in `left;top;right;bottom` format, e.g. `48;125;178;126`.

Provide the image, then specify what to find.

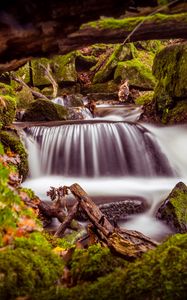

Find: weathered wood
54;201;80;237
39;63;58;98
68;183;158;259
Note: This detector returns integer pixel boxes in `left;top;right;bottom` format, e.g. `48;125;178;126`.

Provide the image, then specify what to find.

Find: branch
11;74;49;101
39;63;58;98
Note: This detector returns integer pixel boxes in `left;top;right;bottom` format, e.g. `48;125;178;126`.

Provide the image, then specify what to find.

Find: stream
21;103;187;241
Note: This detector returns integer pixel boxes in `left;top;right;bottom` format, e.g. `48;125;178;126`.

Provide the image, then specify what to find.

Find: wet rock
153;42;187;124
22;99;68;122
77;197;147;222
156;182;187;233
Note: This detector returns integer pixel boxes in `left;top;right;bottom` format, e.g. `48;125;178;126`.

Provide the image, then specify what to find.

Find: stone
156;182;187;233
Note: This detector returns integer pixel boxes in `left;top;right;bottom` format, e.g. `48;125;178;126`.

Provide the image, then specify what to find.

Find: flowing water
22;105;187;240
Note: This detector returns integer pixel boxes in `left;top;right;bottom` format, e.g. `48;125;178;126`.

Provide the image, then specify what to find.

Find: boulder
114;58;155;89
152;43;187;123
22;99;68;122
156;182;187;233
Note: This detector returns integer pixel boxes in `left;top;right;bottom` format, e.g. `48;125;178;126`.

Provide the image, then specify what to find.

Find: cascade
22;106;187;240
25;122;174;177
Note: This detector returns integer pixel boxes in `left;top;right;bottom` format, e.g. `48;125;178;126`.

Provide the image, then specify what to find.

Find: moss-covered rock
152;43;187;123
135;91;154;105
53;53;77;83
0;82;15;96
16;86;34;109
69;244;126;284
156;182;187;233
31;57;52;86
11;62;31;86
92;44;135;84
114;58;155;89
82;80;118;94
22;99;68;122
0;95;16;127
0;233;64;300
34;233;187;300
0;129;28;180
166;100;187;124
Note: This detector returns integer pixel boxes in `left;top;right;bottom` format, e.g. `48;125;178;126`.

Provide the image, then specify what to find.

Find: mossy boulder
114;58;155;89
31;57;52;86
135;91;154;105
16;86;34;110
0;82;15;96
52;53;77;83
11;62;31;86
156;182;187;233
35;233;187;300
75;52;98;71
69;244;126;285
0;129;28;180
0;233;64;300
82;80;118;94
153;43;187;123
0;95;16;127
92;44;135;84
22;99;68;122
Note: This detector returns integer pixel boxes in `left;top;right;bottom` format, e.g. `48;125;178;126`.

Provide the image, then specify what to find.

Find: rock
156;182;187;233
135;91;154;105
22;99;68;122
0;83;17;127
0;129;28;180
114;58;155;89
52;53;77;83
92;44;134;84
31;58;52;87
152;42;187;124
77;197;147;222
82;80;118;95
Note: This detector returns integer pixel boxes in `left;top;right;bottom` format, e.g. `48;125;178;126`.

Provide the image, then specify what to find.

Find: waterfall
23;121;187;240
25;122;174;178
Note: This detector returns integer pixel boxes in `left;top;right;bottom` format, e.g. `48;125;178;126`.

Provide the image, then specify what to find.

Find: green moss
153;43;187;123
92;44;135;84
0;95;16;127
11;62;31;86
16;86;34;109
22;99;68;122
35;234;187;300
135;91;154;105
114;58;155;89
81;13;187;31
69;244;126;284
31;57;52;86
157;182;187;232
0;82;15;96
0;130;28;180
0;233;64;300
53;53;77;83
83;80;118;94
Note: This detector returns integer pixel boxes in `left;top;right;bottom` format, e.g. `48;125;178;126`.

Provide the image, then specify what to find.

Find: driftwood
53;183;157;260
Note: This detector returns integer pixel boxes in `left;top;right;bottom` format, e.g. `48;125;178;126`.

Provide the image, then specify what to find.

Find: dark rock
156;182;187;233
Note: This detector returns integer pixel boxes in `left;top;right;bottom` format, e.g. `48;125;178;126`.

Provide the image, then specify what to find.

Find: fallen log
67;183;158;259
